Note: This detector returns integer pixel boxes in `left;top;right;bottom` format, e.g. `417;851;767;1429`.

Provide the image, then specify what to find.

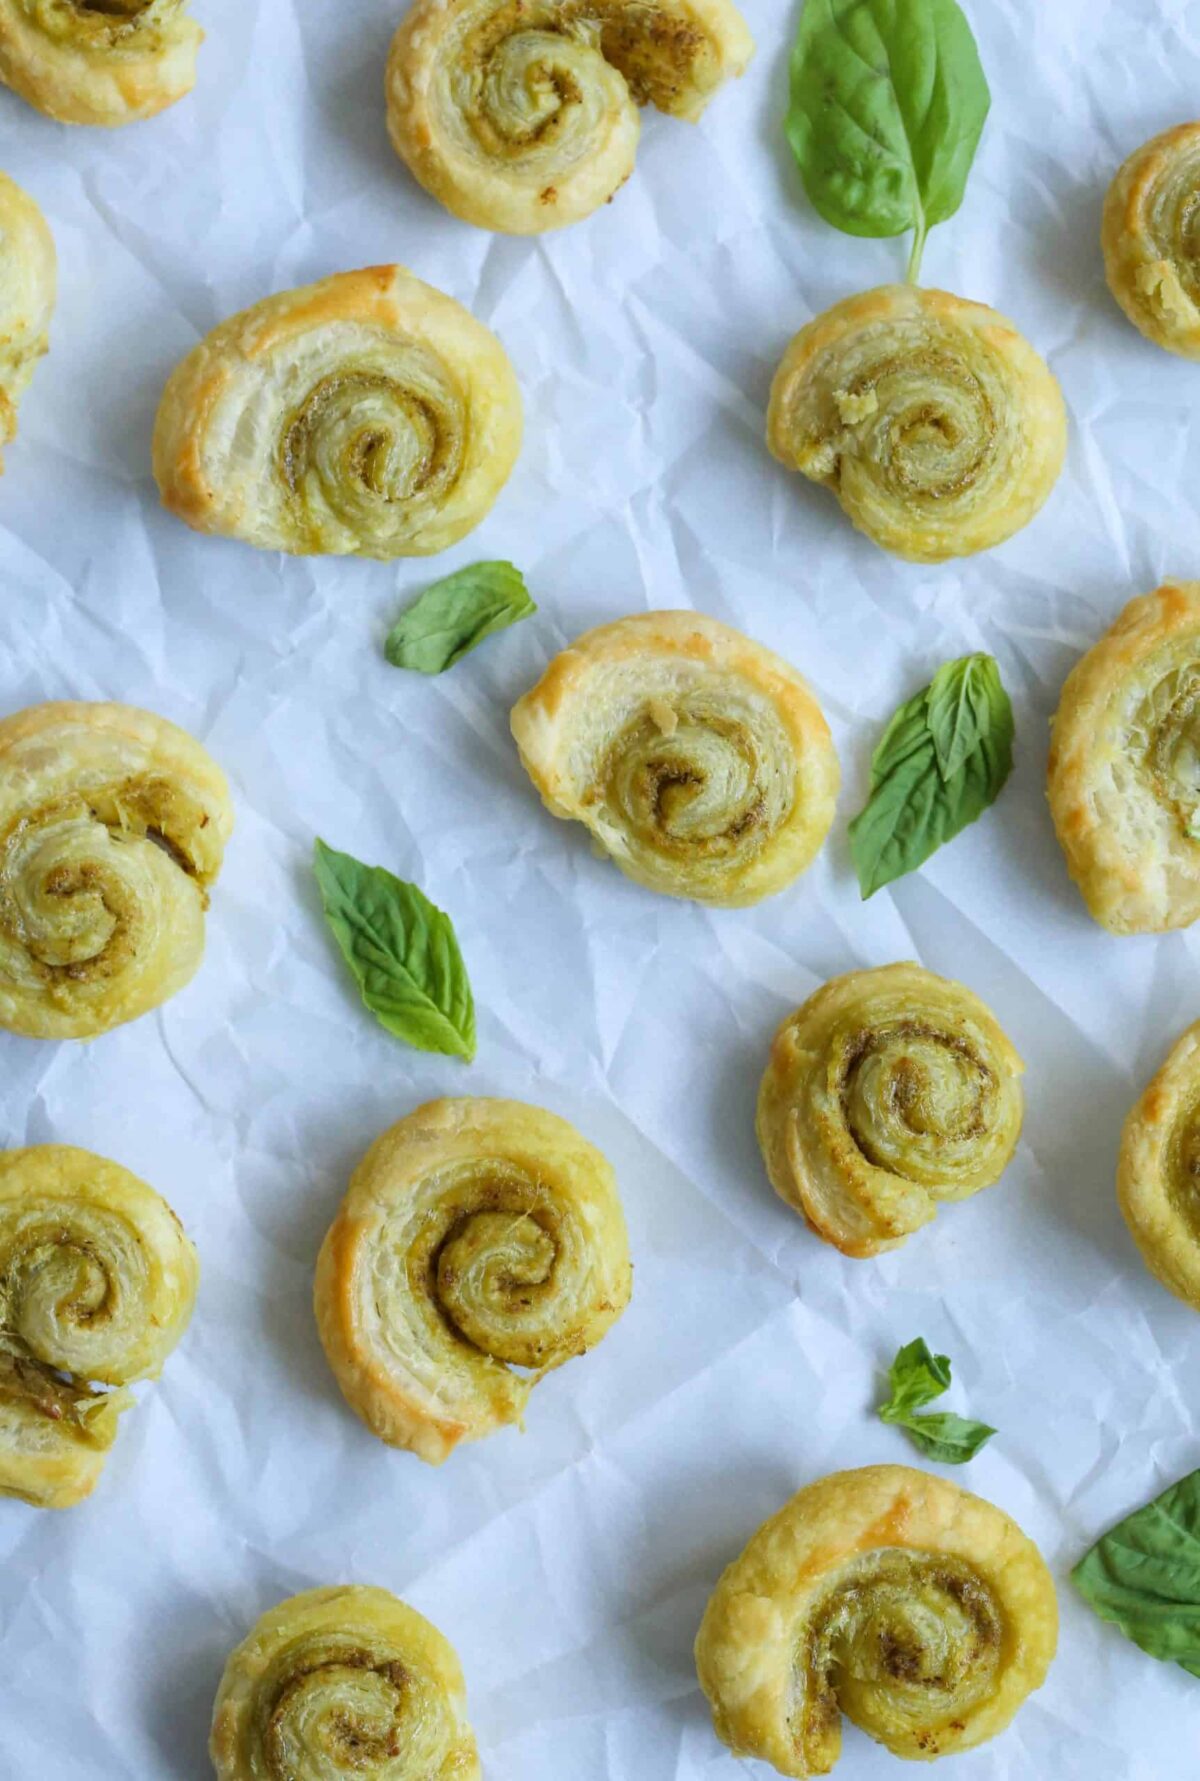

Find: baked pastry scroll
695;1464;1058;1777
767;285;1066;563
1047;581;1200;934
1118;1021;1200;1313
315;1098;632;1464
386;0;755;235
153;266;522;559
0;0;202;126
510;610;839;907
757;963;1023;1257
210;1585;480;1781
0;700;232;1039
0;1144;197;1509
1103;123;1200;358
0;170;54;471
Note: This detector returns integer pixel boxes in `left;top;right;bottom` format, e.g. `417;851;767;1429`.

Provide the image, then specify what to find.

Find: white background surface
0;0;1196;1776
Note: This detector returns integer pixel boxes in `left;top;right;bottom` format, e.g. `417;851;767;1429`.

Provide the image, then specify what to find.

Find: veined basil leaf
878;1337;996;1465
313;839;476;1060
848;652;1013;897
385;561;535;675
785;0;991;280
1073;1470;1200;1678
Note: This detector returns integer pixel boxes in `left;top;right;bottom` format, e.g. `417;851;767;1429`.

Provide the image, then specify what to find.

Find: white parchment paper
0;1;1197;1775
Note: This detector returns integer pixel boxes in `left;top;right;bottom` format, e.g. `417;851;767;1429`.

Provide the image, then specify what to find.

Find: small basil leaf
895;1411;997;1466
385;561;535;675
785;0;990;279
1073;1470;1200;1678
313;839;476;1060
849;653;1014;897
880;1336;952;1420
927;653;1009;783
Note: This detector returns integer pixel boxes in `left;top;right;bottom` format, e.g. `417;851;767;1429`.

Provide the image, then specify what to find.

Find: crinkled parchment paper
0;1;1198;1776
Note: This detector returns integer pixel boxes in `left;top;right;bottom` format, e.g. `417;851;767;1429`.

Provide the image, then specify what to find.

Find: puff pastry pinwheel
510;610;839;907
767;285;1067;564
757;963;1024;1258
1047;581;1200;934
152;266;522;560
695;1464;1058;1778
0;1144;197;1509
385;0;755;237
1102;123;1200;359
1118;1021;1200;1314
0;700;232;1039
0;0;202;127
0;171;54;472
211;1585;480;1781
315;1098;632;1465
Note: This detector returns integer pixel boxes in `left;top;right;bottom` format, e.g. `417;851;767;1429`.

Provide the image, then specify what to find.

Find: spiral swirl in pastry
757;964;1024;1258
0;171;54;473
695;1465;1058;1778
210;1586;480;1781
0;0;202;126
1102;123;1200;359
0;700;233;1039
315;1098;632;1465
1118;1021;1200;1314
0;1144;197;1509
386;0;755;236
152;266;522;560
767;286;1066;564
1047;582;1200;934
510;610;839;907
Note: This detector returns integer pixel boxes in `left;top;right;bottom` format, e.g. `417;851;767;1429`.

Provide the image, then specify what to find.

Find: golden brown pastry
695;1464;1058;1777
767;285;1067;564
510;610;839;907
0;170;54;472
210;1585;480;1781
1047;581;1200;934
0;0;202;127
0;1144;197;1509
1102;123;1200;358
757;963;1024;1258
315;1098;632;1465
0;699;232;1039
1118;1021;1200;1312
153;266;522;559
386;0;755;236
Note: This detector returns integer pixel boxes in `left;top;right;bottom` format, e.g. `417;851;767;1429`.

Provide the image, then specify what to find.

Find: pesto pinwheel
0;0;202;126
0;1144;197;1509
695;1465;1058;1777
315;1098;632;1465
757;963;1024;1257
0;169;54;471
510;610;839;906
210;1586;480;1781
0;700;232;1040
767;285;1066;564
152;266;522;560
386;0;755;235
1118;1020;1200;1314
1103;122;1200;359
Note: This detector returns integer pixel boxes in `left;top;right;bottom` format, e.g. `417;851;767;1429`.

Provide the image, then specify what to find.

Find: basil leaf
785;0;990;280
893;1411;997;1466
313;839;476;1061
880;1336;952;1419
927;653;1008;783
1073;1470;1200;1678
878;1338;996;1465
848;653;1013;897
385;561;535;675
